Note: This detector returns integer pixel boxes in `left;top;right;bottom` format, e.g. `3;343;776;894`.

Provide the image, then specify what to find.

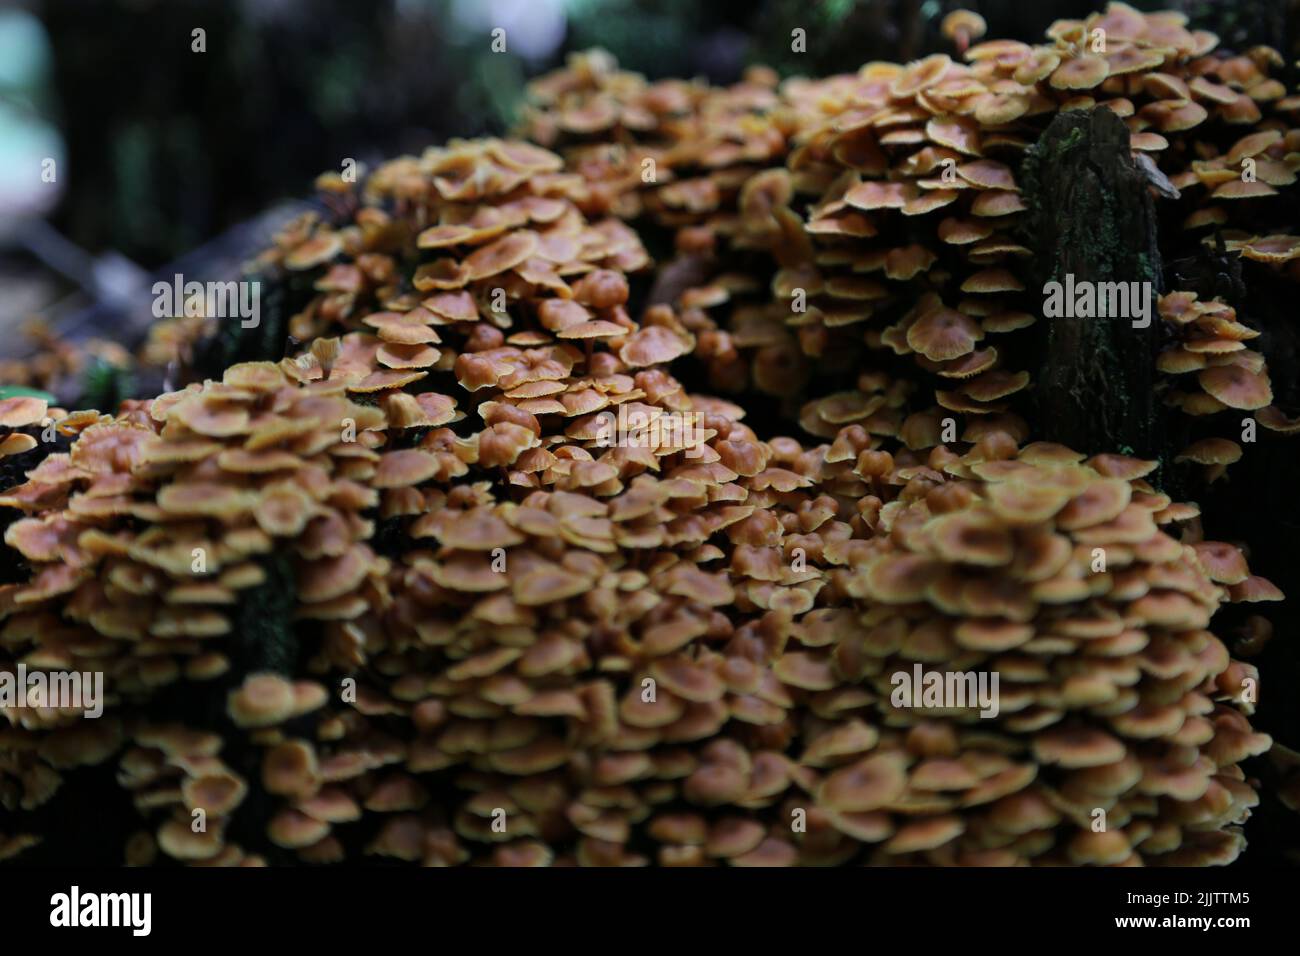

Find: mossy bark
1021;108;1166;463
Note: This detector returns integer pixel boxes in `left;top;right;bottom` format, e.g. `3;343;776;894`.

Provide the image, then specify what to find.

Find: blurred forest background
1;0;1299;865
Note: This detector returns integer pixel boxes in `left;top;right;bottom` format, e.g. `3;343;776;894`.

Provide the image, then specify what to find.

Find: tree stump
1022;108;1165;461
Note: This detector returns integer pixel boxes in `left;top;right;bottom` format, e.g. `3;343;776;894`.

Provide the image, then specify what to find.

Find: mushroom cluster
521;48;789;245
841;437;1274;864
517;3;1300;479
0;397;49;465
0;4;1290;866
0;366;389;859
0;323;109;398
264;137;652;351
0;394;95;480
1157;290;1279;478
0;343;1278;865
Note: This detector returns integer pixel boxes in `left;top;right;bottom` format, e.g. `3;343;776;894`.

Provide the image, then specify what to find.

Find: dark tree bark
1022;108;1165;462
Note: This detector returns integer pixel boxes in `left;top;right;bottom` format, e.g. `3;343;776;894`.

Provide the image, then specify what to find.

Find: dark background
4;0;1292;275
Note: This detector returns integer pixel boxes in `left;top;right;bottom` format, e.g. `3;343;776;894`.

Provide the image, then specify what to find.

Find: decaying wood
1022;108;1165;461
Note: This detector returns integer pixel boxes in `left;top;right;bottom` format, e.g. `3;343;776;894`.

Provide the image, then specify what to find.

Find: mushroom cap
157;818;224;861
229;674;297;728
906;306;983;361
941;10;987;42
1198;364;1272;410
884;815;965;854
620;326;693;368
1228;575;1283;603
183;771;249;817
1175;438;1242;466
957;160;1018;191
0;396;48;428
817;753;909;812
1256;406;1300;433
1033;727;1127;768
267;810;332;849
1050;55;1110;91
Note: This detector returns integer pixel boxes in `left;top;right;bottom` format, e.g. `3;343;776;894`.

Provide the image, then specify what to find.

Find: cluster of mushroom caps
0;364;1278;864
133;2;1300;470
520;48;790;251
0;393;95;469
0;5;1286;866
0;140;1279;867
1159;290;1282;480
0;323;116;400
516;2;1299;473
0;397;50;465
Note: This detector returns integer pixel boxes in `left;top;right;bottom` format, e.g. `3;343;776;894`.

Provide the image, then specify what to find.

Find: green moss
1059;124;1085;152
76;357;136;413
0;385;58;402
